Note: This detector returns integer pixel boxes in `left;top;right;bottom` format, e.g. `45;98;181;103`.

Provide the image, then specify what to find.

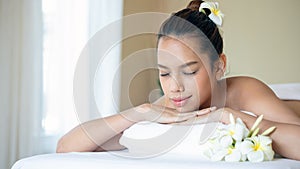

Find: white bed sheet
11;151;300;169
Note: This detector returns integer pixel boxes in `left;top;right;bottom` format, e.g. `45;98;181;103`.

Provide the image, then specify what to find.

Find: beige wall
121;0;300;109
219;0;300;84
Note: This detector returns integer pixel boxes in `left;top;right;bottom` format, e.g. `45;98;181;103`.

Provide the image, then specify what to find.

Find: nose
169;75;184;93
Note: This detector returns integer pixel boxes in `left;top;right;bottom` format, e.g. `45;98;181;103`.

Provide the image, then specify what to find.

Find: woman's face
157;37;213;113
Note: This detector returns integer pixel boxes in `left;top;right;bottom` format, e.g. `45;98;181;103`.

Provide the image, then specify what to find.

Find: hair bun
187;0;204;11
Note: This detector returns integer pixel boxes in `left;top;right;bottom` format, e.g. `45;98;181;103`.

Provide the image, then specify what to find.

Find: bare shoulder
226;76;274;94
225;76;277;110
226;76;300;124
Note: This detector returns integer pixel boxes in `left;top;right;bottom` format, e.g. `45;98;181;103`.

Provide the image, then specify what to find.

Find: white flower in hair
199;2;224;26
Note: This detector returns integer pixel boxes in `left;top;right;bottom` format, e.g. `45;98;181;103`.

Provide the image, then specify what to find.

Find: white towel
119;121;223;158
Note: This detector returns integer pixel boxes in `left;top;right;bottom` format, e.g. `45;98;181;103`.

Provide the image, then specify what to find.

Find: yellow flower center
253;143;261;151
211;8;220;16
228;148;233;154
229;130;235;136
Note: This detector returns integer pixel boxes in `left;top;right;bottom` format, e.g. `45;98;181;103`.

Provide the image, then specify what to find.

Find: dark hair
157;0;223;65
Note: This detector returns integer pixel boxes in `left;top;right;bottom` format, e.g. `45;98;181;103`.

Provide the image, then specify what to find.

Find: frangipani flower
224;147;243;162
240;135;275;162
220;114;249;142
203;138;242;162
204;136;245;162
201;113;276;162
208;116;249;162
213;140;243;162
199;2;224;26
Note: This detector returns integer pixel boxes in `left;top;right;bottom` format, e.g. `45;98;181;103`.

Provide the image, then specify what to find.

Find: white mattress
11;151;300;169
12;122;300;169
11;83;300;169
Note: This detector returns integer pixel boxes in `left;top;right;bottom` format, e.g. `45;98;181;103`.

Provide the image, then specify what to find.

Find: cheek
186;72;212;98
196;74;212;99
159;77;169;94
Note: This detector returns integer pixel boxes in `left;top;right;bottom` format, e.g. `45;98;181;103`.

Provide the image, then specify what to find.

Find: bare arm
240;78;300;125
56;109;138;153
221;78;300;160
219;108;300;161
56;103;210;153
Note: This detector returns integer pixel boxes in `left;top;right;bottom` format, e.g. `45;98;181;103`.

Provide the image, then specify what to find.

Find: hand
124;103;216;124
174;107;229;125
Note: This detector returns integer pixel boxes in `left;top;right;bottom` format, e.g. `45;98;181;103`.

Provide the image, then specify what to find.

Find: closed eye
183;70;198;75
160;73;170;77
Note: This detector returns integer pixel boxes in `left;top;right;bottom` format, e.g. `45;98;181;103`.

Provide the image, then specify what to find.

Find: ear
215;53;227;80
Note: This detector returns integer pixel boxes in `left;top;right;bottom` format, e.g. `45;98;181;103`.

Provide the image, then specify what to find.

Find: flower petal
258;135;272;145
233;124;246;141
263;147;275;161
213;2;219;9
208;14;222;26
249;136;259;143
261;126;276;136
239;140;254;155
229;113;235;125
236;118;246;128
199;2;213;13
247;150;264;162
200;2;214;9
212;149;228;161
251;127;260;137
220;135;233;147
225;149;242;162
241;154;247;162
250;115;263;132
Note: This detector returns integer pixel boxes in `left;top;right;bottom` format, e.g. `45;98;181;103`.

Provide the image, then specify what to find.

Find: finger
150;104;176;112
174;111;198;117
195;106;217;115
174;113;212;125
171;107;216;117
173;113;197;122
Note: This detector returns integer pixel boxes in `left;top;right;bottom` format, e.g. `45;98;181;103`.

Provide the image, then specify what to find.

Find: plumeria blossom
207;139;250;162
214;137;243;162
199;2;224;26
240;135;275;162
222;116;250;142
202;122;246;161
201;113;276;162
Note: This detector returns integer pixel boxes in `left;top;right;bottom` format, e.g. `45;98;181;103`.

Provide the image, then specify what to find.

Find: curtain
0;0;43;169
88;0;123;119
0;0;123;168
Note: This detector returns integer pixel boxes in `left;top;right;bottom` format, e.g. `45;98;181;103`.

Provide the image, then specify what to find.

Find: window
41;0;89;152
41;0;122;153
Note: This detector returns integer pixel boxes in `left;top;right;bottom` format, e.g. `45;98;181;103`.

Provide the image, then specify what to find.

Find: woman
57;0;300;160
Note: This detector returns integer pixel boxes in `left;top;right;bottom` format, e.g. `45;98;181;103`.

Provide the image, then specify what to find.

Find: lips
171;95;192;107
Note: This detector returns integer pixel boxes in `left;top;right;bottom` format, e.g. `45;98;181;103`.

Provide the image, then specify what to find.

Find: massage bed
11;83;300;169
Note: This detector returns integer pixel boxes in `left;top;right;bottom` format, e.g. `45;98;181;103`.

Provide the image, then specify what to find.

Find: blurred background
1;0;299;168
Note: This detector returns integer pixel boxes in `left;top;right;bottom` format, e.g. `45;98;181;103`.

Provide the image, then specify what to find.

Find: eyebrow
157;61;198;69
